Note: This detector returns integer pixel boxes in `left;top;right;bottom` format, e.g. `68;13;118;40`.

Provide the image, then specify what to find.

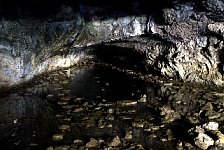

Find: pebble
47;146;54;150
62;105;75;109
125;131;133;140
132;122;145;128
60;97;71;101
58;101;68;105
54;145;70;150
109;136;121;147
138;94;147;103
58;93;65;97
107;108;114;114
59;125;70;131
47;94;54;99
29;143;38;147
86;138;99;148
74;139;84;145
52;134;64;141
118;100;137;106
73;107;84;113
106;123;113;128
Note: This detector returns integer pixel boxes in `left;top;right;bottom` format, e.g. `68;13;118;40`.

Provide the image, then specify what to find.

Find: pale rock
109;136;121;147
194;133;214;149
86;138;99;148
202;122;219;131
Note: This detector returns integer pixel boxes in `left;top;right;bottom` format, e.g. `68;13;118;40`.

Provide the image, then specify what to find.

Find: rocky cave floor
0;60;224;150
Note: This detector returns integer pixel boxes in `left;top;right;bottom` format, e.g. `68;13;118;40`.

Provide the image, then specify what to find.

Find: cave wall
0;0;224;87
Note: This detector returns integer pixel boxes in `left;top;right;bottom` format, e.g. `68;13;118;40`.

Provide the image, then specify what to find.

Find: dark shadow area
68;65;146;101
218;47;224;75
93;44;160;75
0;0;202;22
0;93;57;150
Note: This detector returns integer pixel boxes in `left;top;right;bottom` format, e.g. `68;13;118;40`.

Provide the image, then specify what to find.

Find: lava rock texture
0;0;224;87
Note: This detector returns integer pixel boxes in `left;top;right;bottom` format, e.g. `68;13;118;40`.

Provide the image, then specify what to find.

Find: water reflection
0;93;56;150
69;65;146;101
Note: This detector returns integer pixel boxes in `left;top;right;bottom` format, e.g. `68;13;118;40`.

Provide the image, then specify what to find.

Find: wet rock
74;139;84;146
117;100;137;107
86;138;99;149
59;125;70;131
138;94;147;103
194;133;214;149
107;108;114;114
28;143;38;147
109;136;121;147
54;145;70;150
160;106;181;123
125;131;133;140
132;121;145;128
176;141;183;150
73;107;84;113
58;101;68;105
52;134;64;141
47;146;54;150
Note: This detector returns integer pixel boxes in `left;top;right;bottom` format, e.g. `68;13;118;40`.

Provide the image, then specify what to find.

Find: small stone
132;122;145;128
75;97;84;101
13;119;18;124
109;136;121;147
160;106;180;123
62;105;75;110
149;134;157;138
106;123;113;128
58;101;68;105
176;141;183;150
64;118;71;122
60;97;71;101
194;133;214;149
151;126;160;131
73;107;84;113
202;122;219;131
74;139;84;145
125;131;133;140
138;94;147;103
106;115;114;121
86;138;98;148
59;125;70;131
52;134;63;141
54;145;70;150
62;89;70;93
29;143;38;147
47;94;54;99
58;93;65;97
194;126;205;133
47;146;54;150
118;100;137;106
107;108;114;114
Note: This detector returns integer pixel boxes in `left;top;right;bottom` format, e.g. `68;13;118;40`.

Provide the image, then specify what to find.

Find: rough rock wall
0;0;224;87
